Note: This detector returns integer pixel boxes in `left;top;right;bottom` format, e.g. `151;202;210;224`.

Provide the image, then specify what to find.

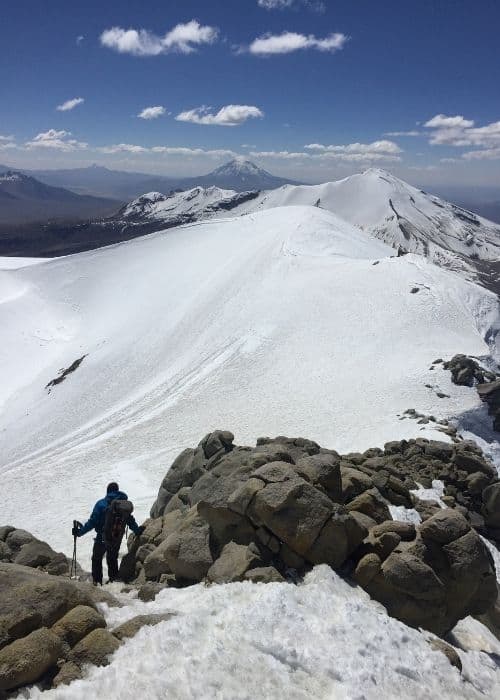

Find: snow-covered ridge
232;168;500;269
116;168;500;274
0;171;23;182
120;186;238;221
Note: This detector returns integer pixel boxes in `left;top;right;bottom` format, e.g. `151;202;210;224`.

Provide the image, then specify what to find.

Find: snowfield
23;567;500;700
2;203;500;698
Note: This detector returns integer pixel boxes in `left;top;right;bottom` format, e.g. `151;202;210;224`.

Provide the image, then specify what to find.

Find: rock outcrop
124;431;499;637
0;526;70;575
0;562;120;693
354;509;496;635
442;354;496;387
2;430;499;694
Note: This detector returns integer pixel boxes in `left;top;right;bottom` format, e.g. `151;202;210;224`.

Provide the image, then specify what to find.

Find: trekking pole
70;520;79;579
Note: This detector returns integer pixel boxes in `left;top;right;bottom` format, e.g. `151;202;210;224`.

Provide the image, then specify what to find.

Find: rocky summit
120;430;499;637
1;429;499;695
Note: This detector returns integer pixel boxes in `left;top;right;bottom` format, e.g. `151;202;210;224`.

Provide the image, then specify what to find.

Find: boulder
207;542;262;583
345;488;391;524
248;477;333;556
305;505;366;569
68;628;121;669
419;509;470;545
0;542;10;562
354;553;382;587
0;563;97;650
150;431;235;518
162;507;213;581
251;461;298;483
137;582;166;602
340;467;373;502
482;483;500;528
5;529;34;551
359;510;497;635
112;613;175;641
227;478;265;516
0;627;63;691
427;638;462;672
0;527;15;542
51;605;106;648
294;453;342;501
370;521;416;541
244;567;285;583
52;661;82;688
14;540;68;575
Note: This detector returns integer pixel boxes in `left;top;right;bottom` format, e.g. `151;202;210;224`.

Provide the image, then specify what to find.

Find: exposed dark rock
112;613;175;641
427;638;462;672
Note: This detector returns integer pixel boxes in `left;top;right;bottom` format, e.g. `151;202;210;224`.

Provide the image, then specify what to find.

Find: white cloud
258;0;294;7
257;0;325;11
176;104;264;126
424;114;500;158
250;141;402;163
56;97;84;112
151;146;237;158
76;35;84;45
384;130;421;137
100;21;218;56
0;134;14;142
248;31;348;55
250;150;308;159
462;147;500;161
440;157;459;163
95;144;237;158
138;106;167;120
305;140;402;155
424;114;474;129
99;143;148;154
25;129;88;151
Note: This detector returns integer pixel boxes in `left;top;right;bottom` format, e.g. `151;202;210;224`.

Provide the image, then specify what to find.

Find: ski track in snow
2;204;500;699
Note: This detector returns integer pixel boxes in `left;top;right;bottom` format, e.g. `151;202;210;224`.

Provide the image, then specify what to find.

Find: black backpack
103;499;134;547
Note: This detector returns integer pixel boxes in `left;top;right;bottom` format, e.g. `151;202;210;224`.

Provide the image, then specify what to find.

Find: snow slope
25;566;500;700
1;205;498;567
231;169;500;270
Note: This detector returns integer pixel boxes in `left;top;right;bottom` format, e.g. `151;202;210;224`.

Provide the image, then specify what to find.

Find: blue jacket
78;490;140;541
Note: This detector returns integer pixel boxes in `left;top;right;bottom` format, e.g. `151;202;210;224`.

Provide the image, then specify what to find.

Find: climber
73;482;144;585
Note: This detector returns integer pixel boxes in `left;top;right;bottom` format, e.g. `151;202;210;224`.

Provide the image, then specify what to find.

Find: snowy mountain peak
211;158;269;177
0;170;25;183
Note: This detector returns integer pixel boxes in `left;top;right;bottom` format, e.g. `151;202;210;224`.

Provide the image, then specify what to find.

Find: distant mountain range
3;168;500;280
0;171;119;224
0;158;302;202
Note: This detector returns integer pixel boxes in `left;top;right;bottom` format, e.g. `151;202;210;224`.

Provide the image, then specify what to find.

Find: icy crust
23;567;500;700
1;206;499;568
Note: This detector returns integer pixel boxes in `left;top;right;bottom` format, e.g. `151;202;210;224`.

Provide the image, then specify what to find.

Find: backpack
103;499;134;547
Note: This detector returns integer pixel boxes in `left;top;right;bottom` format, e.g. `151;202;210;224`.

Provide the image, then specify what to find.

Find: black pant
91;540;120;584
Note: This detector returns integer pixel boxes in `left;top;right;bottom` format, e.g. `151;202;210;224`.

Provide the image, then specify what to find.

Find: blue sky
1;0;499;185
